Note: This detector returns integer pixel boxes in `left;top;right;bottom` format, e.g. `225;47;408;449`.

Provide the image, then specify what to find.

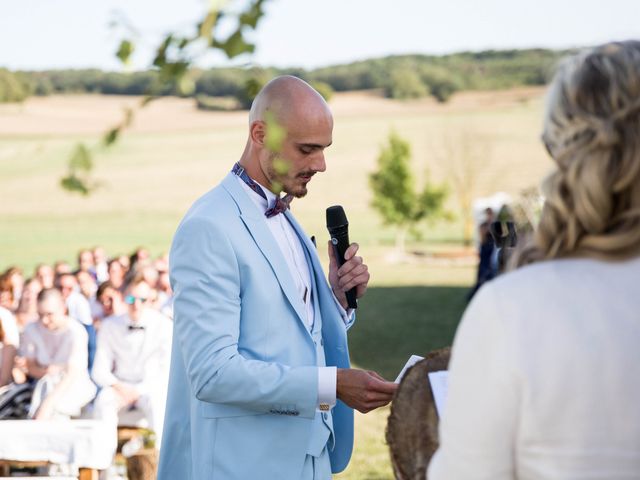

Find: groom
158;75;397;479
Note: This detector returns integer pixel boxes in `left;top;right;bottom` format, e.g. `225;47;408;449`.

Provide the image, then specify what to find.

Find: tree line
1;48;570;106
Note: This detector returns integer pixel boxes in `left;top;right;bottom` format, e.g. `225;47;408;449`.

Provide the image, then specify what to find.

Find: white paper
394;354;425;383
428;370;449;417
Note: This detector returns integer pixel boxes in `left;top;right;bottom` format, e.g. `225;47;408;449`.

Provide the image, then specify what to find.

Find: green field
0;88;550;478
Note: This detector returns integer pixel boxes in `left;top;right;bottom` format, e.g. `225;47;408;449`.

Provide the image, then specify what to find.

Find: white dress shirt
66;291;93;326
238;177;351;409
92;309;172;395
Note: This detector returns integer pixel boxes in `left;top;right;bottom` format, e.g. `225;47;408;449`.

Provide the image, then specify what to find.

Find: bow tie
128;324;145;331
265;195;293;218
232;162;293;218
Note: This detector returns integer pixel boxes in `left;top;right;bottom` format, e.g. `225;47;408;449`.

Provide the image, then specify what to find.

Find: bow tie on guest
232;162;293;218
128;324;145;331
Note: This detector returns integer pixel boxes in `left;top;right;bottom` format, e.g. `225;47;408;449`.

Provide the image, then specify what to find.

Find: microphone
326;205;358;309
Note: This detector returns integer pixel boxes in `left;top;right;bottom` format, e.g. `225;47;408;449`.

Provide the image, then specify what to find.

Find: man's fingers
339;264;369;289
343;242;359;261
368;370;387;382
369;377;399;395
338;273;370;294
337;255;363;276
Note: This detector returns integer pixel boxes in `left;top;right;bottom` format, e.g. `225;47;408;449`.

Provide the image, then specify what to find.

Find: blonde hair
517;41;640;265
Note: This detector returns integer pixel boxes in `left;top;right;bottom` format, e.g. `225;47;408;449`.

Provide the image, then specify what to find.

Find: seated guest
35;264;54;290
2;267;24;311
0;274;15;313
55;273;96;371
92;278;172;444
21;289;96;419
107;259;126;291
96;281;126;325
76;270;102;323
15;278;42;330
429;41;640;479
93;246;109;284
56;273;92;326
0;305;19;387
54;261;72;277
155;258;173;319
76;249;97;280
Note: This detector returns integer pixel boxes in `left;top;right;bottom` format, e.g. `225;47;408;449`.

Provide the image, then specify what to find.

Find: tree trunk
126;449;158;480
395;226;408;254
386;347;451;480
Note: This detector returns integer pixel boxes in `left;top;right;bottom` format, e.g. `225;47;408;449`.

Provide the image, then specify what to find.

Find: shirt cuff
331;292;355;326
317;366;337;409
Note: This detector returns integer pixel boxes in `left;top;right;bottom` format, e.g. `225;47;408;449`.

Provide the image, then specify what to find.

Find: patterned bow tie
232;162;293;218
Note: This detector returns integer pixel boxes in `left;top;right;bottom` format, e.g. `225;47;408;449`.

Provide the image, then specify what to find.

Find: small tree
385;68;428;100
369;132;448;254
0;69;28;103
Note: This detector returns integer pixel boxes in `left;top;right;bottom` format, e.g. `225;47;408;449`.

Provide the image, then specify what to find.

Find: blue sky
1;0;639;71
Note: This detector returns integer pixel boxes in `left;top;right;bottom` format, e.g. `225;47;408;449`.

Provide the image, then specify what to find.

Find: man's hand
328;242;370;310
336;368;398;413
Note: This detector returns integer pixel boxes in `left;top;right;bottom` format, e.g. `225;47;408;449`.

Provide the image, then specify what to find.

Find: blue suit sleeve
170;216;318;419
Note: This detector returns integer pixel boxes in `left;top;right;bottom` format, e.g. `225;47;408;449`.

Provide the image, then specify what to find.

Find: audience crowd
0;246;174;448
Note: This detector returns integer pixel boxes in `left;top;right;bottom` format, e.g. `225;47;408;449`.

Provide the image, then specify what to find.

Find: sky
1;0;639;71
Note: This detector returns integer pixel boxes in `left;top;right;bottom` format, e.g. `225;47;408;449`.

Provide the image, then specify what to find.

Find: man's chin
283;182;309;198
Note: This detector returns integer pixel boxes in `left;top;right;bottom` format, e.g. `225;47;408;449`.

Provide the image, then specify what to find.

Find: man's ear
250;121;266;146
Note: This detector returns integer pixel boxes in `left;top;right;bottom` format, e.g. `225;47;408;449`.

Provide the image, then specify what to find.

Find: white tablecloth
0;420;116;470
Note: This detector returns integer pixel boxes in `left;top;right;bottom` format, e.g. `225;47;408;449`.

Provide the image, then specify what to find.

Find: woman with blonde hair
428;41;640;479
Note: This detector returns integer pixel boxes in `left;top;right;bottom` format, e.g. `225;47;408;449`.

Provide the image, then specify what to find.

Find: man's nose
311;151;327;173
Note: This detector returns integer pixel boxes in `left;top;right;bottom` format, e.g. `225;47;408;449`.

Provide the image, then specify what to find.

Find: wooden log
386;347;451;480
78;467;98;480
125;448;158;480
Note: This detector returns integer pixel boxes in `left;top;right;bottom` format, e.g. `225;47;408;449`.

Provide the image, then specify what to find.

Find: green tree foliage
58;0;272;195
14;48;566;105
369;132;449;252
419;65;462;103
310;81;333;102
0;69;29;103
384;68;428;100
234;68;273;109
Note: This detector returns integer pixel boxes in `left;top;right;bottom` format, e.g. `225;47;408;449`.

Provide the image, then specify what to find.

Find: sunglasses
125;295;149;305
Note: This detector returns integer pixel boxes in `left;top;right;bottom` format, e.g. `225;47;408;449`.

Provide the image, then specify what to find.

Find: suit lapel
284;211;337;316
221;174;307;328
285;210;349;362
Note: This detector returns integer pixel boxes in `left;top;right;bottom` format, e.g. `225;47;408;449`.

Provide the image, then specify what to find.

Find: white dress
428;256;640;480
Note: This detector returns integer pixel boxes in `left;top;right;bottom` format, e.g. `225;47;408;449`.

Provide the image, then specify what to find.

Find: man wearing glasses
92;277;172;445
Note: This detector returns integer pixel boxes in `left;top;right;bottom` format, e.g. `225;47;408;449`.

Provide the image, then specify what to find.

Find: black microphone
326;205;358;309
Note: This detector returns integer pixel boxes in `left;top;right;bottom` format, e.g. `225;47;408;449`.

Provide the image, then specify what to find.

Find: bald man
158;76;397;479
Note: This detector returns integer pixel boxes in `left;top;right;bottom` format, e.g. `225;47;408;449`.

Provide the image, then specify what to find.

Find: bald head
240;75;333;197
249;75;331;127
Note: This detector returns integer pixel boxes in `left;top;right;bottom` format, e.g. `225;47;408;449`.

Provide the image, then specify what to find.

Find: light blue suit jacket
158;173;354;479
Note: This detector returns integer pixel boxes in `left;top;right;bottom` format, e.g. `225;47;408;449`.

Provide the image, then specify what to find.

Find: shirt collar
236;175;278;216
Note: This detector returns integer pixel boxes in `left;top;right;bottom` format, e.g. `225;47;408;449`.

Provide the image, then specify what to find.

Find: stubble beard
266;158;312;198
